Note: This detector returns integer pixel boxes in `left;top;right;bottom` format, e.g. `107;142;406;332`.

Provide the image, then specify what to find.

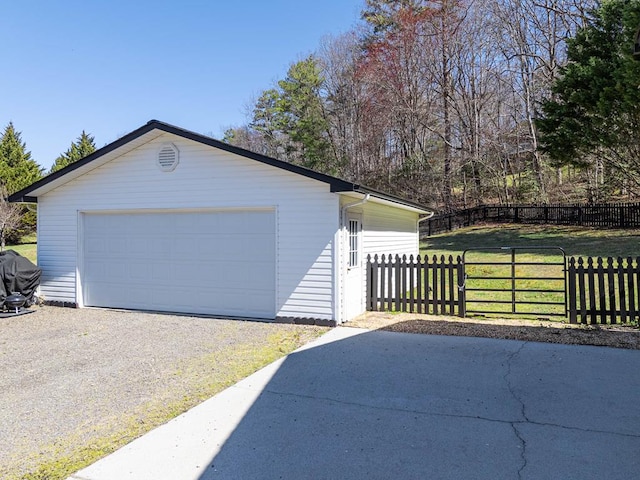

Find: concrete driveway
72;327;640;480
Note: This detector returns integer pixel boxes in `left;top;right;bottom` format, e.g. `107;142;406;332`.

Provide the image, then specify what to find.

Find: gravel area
348;312;640;350
0;306;326;478
4;306;637;477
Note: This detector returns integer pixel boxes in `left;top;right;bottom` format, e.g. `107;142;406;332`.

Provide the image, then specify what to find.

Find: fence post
431;255;438;315
578;206;583;226
577;258;587;323
368;255;378;311
597;258;606;324
457;256;466;317
401;255;408;312
408;255;415;313
394;255;401;312
587;258;596;324
567;258;577;323
617;257;627;324
366;255;372;311
447;255;455;315
417;255;423;314
606;257;616;324
627;257;636;324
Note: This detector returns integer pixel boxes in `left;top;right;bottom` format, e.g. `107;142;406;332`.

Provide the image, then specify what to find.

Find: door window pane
348;219;359;267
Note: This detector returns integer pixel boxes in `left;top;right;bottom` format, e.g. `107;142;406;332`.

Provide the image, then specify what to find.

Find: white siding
361;201;419;260
37;133;338;320
338;197;419;322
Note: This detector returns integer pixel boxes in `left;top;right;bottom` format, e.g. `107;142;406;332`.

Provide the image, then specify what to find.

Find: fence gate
460;247;567;318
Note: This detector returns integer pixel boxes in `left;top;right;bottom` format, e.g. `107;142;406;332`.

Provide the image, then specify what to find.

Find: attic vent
157;143;179;172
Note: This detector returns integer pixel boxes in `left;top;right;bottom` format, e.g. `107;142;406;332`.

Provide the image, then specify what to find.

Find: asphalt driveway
72;327;640;480
0;306;325;478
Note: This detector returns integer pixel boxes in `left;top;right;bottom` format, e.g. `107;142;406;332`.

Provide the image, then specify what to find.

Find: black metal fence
461;247;567;318
424;203;640;237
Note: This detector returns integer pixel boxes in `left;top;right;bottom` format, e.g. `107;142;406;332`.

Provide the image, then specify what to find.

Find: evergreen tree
0;123;42;242
50;131;96;173
0;122;43;194
538;0;640;193
248;56;336;173
277;56;334;171
249;88;288;159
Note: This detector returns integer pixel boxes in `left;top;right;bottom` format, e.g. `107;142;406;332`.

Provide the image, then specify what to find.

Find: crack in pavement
504;341;529;479
234;382;640;439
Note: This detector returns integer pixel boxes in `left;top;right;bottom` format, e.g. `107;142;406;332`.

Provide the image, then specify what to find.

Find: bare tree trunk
442;39;453;210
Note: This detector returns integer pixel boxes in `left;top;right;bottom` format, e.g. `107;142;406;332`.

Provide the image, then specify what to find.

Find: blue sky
0;1;364;170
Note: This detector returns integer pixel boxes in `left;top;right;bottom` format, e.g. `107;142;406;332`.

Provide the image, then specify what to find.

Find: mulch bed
348;312;640;350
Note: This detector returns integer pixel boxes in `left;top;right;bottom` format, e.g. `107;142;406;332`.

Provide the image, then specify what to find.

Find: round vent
157;143;179;172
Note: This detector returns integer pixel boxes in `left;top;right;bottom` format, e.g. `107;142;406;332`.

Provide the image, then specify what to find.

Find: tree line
224;0;640;210
0;123;96;245
2;0;638;245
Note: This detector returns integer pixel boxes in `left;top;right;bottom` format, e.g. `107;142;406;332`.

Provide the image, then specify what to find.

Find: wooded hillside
225;0;640;211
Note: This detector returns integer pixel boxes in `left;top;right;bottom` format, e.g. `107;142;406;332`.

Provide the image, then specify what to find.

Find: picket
366;254;462;317
567;256;640;324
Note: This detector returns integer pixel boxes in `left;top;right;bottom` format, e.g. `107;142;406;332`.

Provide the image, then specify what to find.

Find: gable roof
8;120;431;213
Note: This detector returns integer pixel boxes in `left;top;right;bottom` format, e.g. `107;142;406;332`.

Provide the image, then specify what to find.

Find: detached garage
9;120;431;324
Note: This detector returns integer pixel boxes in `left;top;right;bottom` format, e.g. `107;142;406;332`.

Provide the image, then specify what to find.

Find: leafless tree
0;187;22;250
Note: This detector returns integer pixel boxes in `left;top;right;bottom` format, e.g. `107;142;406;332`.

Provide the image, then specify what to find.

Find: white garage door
82;210;276;318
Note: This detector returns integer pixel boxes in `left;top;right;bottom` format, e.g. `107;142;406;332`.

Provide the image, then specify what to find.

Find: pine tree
248;56;336;173
0;122;43;194
0;123;43;243
277;56;334;171
538;0;640;195
50;131;96;174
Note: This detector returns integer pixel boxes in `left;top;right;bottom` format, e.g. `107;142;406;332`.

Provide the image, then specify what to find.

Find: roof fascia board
339;186;432;213
8;122;162;202
9;195;37;203
9;120;356;202
152;121;356;192
8;120;432;215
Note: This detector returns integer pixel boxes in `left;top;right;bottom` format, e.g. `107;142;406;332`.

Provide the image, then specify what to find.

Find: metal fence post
457;257;466;317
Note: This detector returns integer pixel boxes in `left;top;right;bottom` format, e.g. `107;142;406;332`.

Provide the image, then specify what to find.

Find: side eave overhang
335;188;431;214
7;120;434;216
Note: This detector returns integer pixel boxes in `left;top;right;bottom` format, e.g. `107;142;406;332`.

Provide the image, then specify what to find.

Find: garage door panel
150;262;172;282
169;261;206;284
245;268;275;291
83;211;276;318
86;238;108;256
243;235;275;261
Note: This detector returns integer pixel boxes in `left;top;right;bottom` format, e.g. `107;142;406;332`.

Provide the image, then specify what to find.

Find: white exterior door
81;210;276;318
344;214;363;321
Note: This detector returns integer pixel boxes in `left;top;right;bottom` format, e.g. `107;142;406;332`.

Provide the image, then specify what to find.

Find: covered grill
0;250;41;314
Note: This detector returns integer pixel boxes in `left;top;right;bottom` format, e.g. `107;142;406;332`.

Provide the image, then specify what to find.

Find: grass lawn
421;223;640;259
420;224;640;319
5;234;37;264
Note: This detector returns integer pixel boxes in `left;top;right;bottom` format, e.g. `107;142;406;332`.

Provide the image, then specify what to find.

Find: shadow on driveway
74;328;640;480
